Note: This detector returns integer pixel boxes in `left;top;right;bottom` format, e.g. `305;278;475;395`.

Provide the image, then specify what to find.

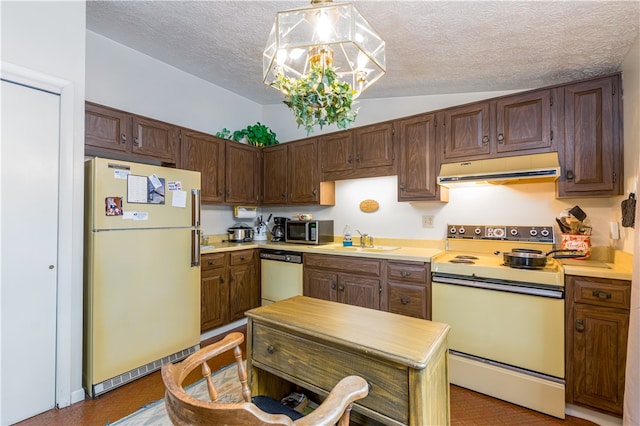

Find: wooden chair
161;331;369;425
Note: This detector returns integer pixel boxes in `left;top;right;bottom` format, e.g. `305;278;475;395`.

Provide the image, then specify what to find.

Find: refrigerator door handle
192;229;200;267
191;189;201;227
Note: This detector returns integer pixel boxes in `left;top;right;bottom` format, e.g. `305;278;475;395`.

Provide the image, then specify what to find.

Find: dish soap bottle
343;225;353;246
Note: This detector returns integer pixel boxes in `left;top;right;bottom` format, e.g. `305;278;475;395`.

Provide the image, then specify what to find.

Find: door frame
1;62;75;408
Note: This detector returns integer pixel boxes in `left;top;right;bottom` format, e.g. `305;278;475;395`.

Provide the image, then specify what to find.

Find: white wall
86;31;262;136
1;0;86;407
620;34;640;254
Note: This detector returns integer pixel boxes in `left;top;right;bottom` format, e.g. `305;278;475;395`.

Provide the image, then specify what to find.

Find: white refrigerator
84;157;201;397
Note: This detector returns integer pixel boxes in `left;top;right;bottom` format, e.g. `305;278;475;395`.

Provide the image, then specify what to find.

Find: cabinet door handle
401;297;411;305
401;271;410;277
566;170;574;181
312;189;317;196
592;290;612;299
134;136;140;147
347;155;353;164
355;154;361;163
120;133;127;144
220;277;224;284
576;319;585;332
399;183;406;191
482;136;489;145
267;345;275;354
497;133;504;143
331;282;337;290
339;284;345;291
281;191;287;199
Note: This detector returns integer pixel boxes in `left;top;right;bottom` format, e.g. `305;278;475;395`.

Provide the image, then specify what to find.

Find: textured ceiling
86;1;640;105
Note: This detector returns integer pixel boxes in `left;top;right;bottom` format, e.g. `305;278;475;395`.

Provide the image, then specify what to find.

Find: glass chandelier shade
263;1;386;99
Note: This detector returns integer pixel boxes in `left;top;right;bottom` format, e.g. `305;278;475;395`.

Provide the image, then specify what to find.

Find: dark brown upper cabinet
319;122;395;181
397;113;447;202
442;88;557;162
557;74;622;197
180;129;226;203
85;102;179;165
262;138;335;206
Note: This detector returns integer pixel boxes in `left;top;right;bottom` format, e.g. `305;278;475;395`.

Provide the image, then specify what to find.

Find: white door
1;79;60;424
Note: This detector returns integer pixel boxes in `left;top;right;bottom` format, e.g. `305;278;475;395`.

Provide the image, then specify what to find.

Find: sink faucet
356;230;374;248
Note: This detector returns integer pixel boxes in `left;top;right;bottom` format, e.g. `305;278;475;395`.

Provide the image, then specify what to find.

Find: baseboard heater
91;344;199;397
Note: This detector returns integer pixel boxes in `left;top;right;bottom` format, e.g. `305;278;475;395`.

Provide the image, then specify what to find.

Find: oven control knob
450;227;457;234
493;228;505;238
510;228;518;236
474;227;482;235
530;229;538;237
458;227;466;234
541;229;550;237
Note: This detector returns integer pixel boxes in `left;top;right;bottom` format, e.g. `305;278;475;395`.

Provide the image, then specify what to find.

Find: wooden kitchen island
245;296;451;426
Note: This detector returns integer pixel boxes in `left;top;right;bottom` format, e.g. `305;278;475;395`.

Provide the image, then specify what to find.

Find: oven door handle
432;276;564;299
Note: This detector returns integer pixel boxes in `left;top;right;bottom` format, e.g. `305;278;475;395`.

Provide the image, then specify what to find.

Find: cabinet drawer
304;254;381;277
387;281;428;319
387;261;427;283
201;253;226;271
572;277;631;309
229;249;253;266
252;323;408;424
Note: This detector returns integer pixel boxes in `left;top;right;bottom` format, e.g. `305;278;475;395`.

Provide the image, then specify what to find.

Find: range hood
437;152;561;187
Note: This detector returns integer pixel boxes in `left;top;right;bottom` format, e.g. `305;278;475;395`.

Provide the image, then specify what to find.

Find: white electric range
432;225;566;419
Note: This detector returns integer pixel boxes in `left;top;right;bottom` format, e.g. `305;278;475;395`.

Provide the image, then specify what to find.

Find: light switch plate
422;215;434;228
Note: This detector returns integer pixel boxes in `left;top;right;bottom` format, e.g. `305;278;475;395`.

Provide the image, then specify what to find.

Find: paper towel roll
234;206;257;219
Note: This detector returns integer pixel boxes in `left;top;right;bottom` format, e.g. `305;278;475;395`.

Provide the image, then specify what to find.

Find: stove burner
454;255;479;260
450;258;475;264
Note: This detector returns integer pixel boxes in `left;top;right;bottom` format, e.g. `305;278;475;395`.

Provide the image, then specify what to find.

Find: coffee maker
271;217;287;242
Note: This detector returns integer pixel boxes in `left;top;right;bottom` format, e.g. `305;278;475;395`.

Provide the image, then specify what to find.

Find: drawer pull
401;297;411;305
401;271;411;277
207;260;215;266
576;319;585;332
592;291;612;299
267;345;275;354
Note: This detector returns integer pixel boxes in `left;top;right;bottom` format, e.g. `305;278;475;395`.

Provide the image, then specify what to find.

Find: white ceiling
86;1;640;105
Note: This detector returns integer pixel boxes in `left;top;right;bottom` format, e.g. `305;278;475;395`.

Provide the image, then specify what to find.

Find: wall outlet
422;215;434;228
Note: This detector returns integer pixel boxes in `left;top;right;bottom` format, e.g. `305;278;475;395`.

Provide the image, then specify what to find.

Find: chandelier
263;0;386;100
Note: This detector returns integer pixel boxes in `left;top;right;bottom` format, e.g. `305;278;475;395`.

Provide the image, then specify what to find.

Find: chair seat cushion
252;395;305;420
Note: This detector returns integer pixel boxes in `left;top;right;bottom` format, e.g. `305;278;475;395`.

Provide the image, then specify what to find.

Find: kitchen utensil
569;205;587;222
503;248;587;269
555;217;571;233
621;193;636;228
226;224;254;242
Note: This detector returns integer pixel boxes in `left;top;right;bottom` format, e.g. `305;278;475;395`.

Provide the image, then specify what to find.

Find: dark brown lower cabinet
565;275;630;416
200;250;259;332
385;260;431;319
303;254;381;310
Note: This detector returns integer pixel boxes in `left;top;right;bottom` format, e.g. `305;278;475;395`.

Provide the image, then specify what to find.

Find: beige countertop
560;249;633;281
201;239;633;281
201;240;444;262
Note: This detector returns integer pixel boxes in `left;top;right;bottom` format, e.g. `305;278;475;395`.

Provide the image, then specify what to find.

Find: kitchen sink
200;245;215;250
319;244;400;252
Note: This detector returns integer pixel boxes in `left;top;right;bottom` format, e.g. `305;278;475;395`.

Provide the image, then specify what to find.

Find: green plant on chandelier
273;63;358;135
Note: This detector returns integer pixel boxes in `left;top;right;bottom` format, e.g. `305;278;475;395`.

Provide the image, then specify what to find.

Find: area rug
109;362;244;425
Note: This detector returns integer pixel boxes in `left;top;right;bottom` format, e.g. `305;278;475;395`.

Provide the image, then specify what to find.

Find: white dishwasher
260;249;304;306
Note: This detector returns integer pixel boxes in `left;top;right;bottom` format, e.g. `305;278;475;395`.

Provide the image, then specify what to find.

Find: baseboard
200;318;247;342
565;404;622;426
70;388;86;405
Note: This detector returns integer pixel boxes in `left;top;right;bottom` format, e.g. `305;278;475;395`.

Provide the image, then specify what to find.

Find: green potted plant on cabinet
216;122;279;146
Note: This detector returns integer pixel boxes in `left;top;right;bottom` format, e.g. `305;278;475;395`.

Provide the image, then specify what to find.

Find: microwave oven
285;220;334;245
